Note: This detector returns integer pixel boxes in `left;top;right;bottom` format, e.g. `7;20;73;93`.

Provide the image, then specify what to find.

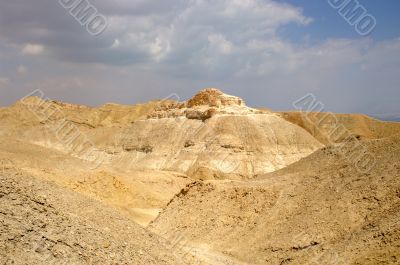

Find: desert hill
1;88;399;264
150;135;400;264
0;95;193;227
0;136;191;227
4;96;163;127
106;88;323;179
0;168;185;265
280;111;400;144
0;89;323;180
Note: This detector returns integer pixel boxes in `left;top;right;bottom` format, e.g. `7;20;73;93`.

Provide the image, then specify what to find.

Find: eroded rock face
186;88;245;108
113;88;323;179
185;108;217;121
146;88;264;121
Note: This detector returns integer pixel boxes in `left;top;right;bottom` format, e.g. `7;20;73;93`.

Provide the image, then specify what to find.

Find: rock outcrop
186;88;245;108
146;88;262;121
112;88;323;179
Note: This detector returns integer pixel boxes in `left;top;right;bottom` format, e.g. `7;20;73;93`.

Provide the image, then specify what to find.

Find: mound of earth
0;169;183;265
110;88;322;179
150;136;400;265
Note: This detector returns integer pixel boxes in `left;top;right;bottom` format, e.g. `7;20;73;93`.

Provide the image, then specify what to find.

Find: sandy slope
150;136;400;264
1;88;399;264
0;137;191;226
0;169;182;265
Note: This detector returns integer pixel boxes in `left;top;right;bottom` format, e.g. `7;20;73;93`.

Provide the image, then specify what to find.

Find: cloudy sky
0;0;399;115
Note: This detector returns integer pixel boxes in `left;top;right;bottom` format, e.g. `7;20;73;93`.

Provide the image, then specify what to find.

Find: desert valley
0;88;399;265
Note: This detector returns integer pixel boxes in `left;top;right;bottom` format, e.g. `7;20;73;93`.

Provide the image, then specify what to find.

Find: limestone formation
114;88;323;179
1;88;400;265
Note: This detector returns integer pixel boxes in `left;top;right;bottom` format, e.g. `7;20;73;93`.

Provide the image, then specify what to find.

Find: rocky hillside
150;136;400;265
110;88;323;179
1;88;399;265
0;89;323;180
0;136;191;227
0;169;183;265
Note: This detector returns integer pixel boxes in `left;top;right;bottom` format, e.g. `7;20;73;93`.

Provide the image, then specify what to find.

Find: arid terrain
1;88;399;264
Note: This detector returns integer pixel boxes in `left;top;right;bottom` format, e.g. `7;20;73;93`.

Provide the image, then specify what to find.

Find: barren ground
1;89;399;264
